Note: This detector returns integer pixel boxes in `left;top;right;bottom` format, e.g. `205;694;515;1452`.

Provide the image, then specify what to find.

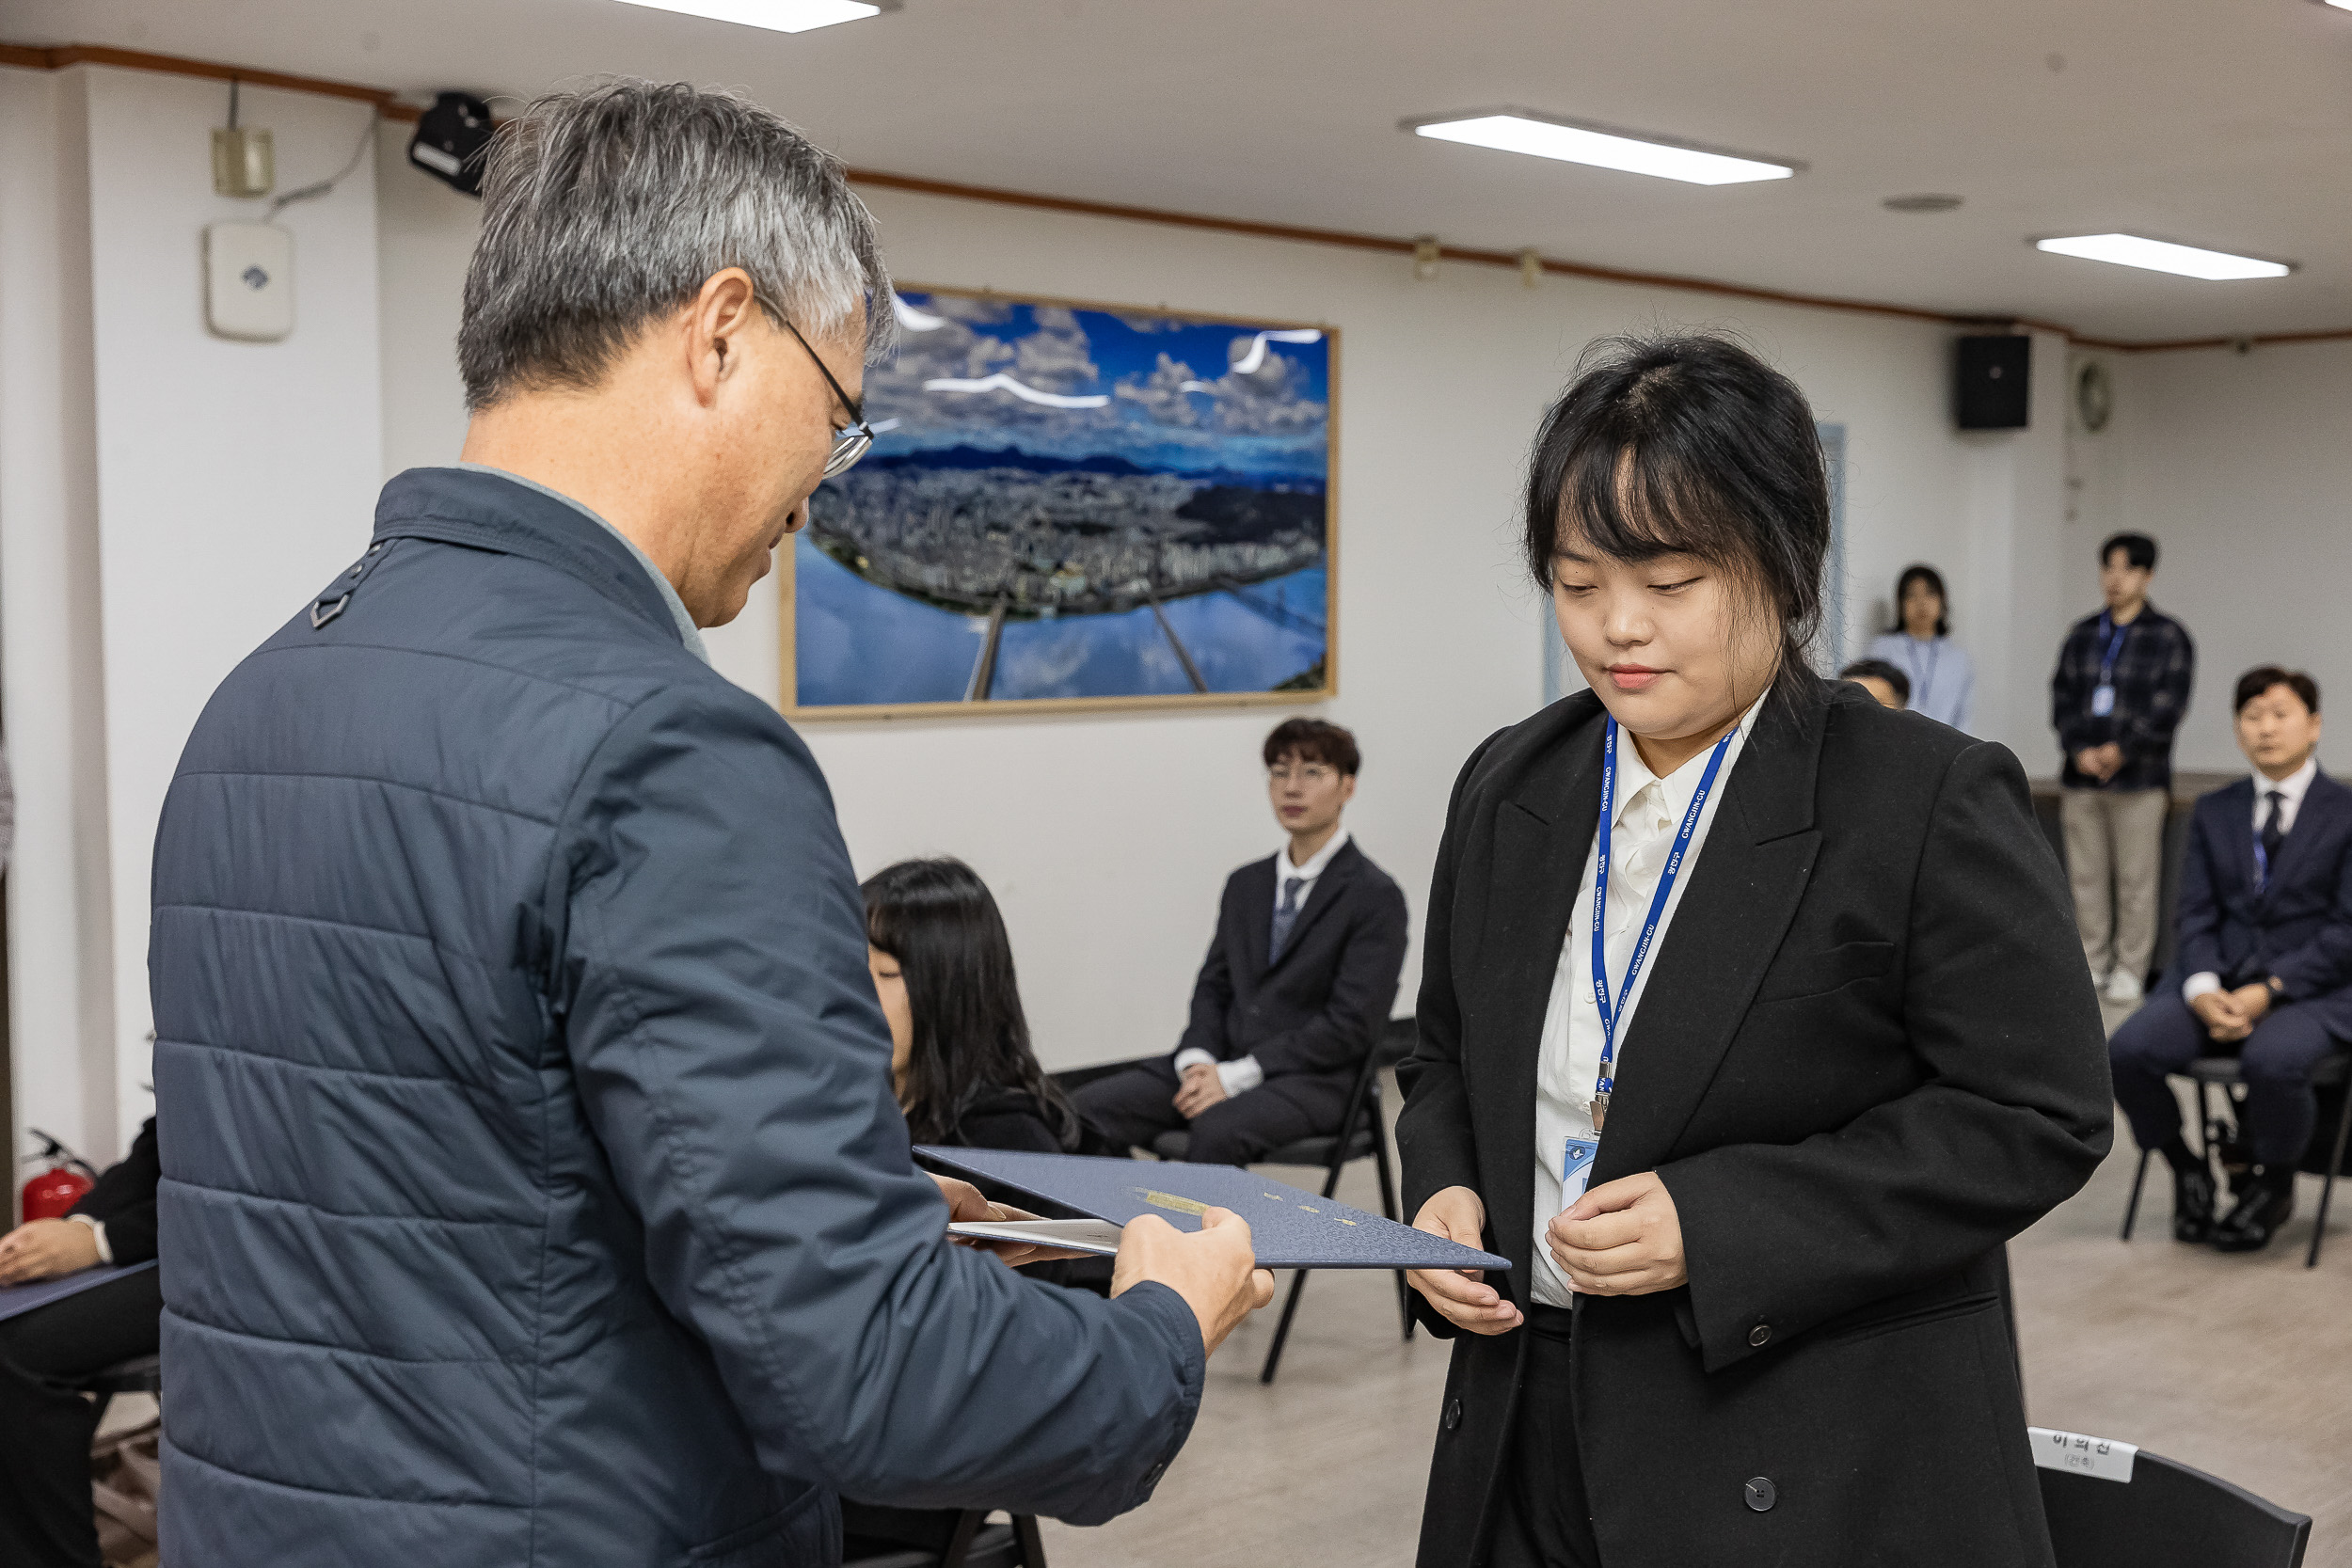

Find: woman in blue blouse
1867;563;1974;732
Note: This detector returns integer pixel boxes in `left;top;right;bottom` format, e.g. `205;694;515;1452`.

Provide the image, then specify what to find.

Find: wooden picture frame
781;284;1338;721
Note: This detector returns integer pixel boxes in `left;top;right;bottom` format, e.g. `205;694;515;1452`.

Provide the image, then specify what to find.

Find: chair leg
1012;1513;1048;1568
937;1509;985;1568
2307;1082;2352;1269
1260;1269;1311;1385
2121;1147;2152;1242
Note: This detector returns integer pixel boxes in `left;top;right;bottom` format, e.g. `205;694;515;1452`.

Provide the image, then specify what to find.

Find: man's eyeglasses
1269;764;1337;786
756;293;875;479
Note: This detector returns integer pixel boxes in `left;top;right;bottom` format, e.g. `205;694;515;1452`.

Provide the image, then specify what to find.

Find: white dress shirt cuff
2181;972;2224;1005
66;1212;112;1264
1216;1056;1263;1096
1172;1047;1216;1076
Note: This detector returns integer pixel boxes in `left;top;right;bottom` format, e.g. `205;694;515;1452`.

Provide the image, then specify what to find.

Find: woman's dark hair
2233;665;2320;717
1838;657;1911;706
1523;332;1829;707
861;858;1080;1149
1890;563;1950;637
1263;717;1361;776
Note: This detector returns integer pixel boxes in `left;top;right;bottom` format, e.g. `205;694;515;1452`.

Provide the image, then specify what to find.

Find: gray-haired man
151;80;1267;1567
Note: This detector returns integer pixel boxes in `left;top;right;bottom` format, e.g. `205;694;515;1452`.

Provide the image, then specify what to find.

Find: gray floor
1041;1064;2352;1567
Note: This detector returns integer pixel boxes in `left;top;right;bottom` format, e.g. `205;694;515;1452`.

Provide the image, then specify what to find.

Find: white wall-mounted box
203;221;294;341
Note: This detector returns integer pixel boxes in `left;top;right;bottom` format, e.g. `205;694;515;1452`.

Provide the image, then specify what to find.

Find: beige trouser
2060;786;2169;980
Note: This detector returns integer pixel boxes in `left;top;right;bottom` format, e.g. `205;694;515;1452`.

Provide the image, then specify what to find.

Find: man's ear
687;267;764;404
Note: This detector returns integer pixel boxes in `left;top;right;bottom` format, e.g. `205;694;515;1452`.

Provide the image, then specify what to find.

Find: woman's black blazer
1395;680;2111;1568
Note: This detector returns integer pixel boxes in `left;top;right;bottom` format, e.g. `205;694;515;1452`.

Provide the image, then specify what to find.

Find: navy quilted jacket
150;467;1202;1567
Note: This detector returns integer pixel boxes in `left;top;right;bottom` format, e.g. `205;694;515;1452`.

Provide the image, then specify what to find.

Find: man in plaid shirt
2052;531;2196;1004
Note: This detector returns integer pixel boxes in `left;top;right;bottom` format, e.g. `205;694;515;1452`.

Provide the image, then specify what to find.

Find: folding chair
1151;1037;1412;1385
74;1352;162;1426
2035;1430;2309;1568
2119;1051;2352;1267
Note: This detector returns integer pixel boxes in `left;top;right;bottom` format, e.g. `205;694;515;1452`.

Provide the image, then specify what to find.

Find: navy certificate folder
0;1259;156;1323
915;1147;1509;1272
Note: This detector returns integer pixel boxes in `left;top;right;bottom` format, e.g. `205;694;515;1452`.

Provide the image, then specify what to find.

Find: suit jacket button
1744;1476;1775;1512
1443;1398;1463;1432
1748;1323;1772;1347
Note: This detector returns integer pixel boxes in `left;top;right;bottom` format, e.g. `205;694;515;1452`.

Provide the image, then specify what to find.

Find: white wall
2100;340;2352;772
373;166;2063;1069
2;65;385;1165
0;65;118;1173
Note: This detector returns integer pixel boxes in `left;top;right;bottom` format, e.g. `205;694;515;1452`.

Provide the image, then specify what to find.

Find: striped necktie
1270;875;1305;963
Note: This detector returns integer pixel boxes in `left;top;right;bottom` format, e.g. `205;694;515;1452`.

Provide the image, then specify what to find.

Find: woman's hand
1547;1172;1685;1296
0;1218;102;1285
930;1174;1089;1267
1406;1186;1522;1335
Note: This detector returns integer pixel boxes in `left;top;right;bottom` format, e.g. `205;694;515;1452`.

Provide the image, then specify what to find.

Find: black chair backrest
2040;1449;2309;1568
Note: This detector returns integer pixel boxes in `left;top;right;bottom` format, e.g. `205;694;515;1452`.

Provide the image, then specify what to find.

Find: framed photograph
781;285;1337;719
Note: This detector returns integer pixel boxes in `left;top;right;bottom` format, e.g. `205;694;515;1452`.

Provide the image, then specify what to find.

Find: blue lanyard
1590;716;1738;1113
1904;637;1940;704
2095;613;2130;685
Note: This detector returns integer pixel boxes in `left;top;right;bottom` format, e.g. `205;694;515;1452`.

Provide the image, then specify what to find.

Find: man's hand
1406;1186;1521;1335
1548;1172;1685;1297
2230;982;2275;1030
2190;990;2249;1040
1111;1208;1274;1356
0;1218;101;1286
1171;1063;1228;1120
2074;744;2123;783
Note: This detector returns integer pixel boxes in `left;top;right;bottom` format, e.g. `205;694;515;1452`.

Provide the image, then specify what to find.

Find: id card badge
2090;684;2116;718
1561;1137;1599;1209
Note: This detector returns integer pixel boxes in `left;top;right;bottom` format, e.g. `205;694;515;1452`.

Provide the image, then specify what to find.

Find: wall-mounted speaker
1955;334;2030;430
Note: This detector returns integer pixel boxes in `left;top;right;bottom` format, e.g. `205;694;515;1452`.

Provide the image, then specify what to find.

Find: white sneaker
2105;969;2144;1004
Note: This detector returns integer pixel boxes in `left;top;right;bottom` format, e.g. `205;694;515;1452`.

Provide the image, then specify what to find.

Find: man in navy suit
1076;719;1409;1164
2110;666;2352;1252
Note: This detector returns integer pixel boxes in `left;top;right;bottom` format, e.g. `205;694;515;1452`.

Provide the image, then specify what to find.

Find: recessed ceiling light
1404;110;1799;186
2033;232;2293;281
612;0;888;33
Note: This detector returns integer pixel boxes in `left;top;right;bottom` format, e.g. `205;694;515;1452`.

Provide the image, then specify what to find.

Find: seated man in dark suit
0;1118;162;1568
1076;718;1409;1164
2110;666;2352;1253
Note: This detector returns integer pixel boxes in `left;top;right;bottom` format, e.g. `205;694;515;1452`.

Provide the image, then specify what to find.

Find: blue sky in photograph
860;291;1332;480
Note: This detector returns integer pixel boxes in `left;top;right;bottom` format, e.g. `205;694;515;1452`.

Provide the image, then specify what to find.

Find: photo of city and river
789;289;1333;711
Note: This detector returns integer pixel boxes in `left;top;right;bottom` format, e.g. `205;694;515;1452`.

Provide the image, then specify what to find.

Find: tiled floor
1041;1066;2352;1567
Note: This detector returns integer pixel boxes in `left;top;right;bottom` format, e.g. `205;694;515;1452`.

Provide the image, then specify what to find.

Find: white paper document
947;1218;1127;1256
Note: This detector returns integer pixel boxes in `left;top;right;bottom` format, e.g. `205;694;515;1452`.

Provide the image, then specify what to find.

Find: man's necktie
2260;789;2288;882
1270;875;1305;963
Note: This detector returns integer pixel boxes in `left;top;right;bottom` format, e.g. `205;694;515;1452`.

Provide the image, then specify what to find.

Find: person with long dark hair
864;857;1082;1152
1866;562;1974;731
1395;332;2111;1567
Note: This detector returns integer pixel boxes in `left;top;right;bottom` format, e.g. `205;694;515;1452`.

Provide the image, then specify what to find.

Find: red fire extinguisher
20;1129;98;1223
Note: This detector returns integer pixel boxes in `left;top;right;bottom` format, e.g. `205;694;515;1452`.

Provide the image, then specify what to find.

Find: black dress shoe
2213;1174;2297;1254
2170;1163;2218;1243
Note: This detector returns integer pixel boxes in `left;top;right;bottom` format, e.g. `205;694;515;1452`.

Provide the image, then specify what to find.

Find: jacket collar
1480;681;1833;1247
370;467;684;648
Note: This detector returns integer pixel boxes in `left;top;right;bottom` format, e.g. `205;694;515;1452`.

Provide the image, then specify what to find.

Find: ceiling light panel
1406;111;1798;185
612;0;883;33
2033;233;2293;281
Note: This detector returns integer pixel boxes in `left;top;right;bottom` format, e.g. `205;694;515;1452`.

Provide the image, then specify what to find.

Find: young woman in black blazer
1395;335;2112;1568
